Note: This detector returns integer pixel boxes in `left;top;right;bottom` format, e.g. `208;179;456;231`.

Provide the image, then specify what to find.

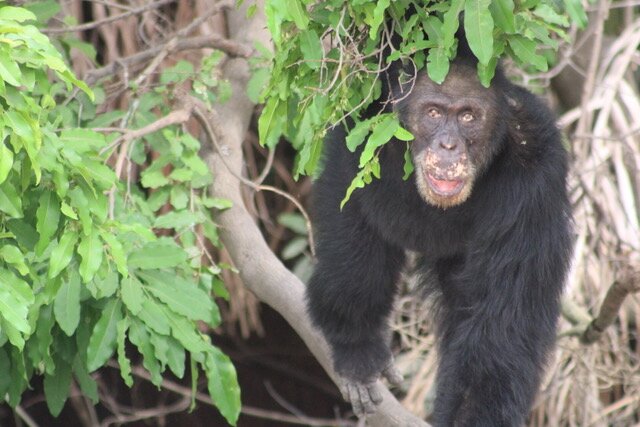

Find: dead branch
580;264;640;344
43;0;177;34
202;2;428;426
86;34;251;84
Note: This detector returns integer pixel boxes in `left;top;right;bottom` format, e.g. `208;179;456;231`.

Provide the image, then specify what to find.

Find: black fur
306;58;573;426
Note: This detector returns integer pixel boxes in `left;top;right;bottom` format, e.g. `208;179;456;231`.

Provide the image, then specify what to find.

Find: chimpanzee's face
398;64;503;209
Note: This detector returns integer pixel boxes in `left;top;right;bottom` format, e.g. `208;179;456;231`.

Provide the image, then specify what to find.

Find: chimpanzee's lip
426;174;465;196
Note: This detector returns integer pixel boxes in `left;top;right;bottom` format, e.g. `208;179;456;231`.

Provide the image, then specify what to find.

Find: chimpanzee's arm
306;166;405;416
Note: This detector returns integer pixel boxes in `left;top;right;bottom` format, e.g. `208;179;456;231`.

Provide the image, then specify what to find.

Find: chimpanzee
305;43;573;426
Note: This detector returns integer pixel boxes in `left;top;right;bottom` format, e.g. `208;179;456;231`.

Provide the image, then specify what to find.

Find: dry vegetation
13;0;640;425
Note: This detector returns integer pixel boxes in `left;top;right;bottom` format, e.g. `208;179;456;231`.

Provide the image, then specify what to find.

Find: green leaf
68;187;92;235
340;168;367;209
121;276;144;315
202;197;233;210
0;349;9;397
565;0;587;28
508;35;548;71
100;231;128;277
427;46;450;84
258;97;285;148
48;231;79;278
533;4;569;27
212;277;230;300
165;336;186;378
0;268;34;305
59;129;106;152
442;0;464;48
169;186;189;210
281;237;307;260
92;270;119;299
464;0;494;65
87;299;122;372
394;126;414;142
205;347;241;425
477;58;498;87
0;245;28;275
128;318;163;386
490;0;515;33
77;229;103;283
167;314;210;353
43;358;72;417
0;181;23;218
136;298;171;335
128;239;188;270
277;213;307;235
116;317;133;387
5;111;33;142
153;210;205;229
73;357;99;404
138;270;214;323
346;118;374;152
368;0;390;39
140;169;170;189
403;145;414;180
359;114;399;167
1;318;25;350
299;29;322;69
54;273;81;336
0;285;30;348
0;49;21;86
0;6;37;22
78;160;117;189
35;191;61;255
288;0;309;29
0;142;13;185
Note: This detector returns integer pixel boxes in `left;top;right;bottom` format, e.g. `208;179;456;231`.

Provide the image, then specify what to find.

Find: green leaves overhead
261;0;585;192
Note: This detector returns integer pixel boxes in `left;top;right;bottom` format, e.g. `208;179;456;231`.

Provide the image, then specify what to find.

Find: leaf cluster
259;0;587;200
0;6;240;424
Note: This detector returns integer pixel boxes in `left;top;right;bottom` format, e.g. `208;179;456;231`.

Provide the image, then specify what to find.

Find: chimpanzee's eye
460;112;475;122
427;108;442;119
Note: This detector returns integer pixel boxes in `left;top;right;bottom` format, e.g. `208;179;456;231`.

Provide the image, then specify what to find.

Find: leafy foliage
0;6;239;424
260;0;587;200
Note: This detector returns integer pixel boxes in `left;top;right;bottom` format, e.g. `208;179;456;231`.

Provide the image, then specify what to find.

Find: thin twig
86;34;251;84
100;397;191;427
111;362;356;426
13;405;39;427
191;99;316;257
254;148;276;186
43;0;176;34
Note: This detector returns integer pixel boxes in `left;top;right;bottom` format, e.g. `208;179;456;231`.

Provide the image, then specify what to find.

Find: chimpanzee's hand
338;358;403;417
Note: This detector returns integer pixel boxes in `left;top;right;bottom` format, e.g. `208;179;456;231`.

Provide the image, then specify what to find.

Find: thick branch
580;264;640;344
202;2;428;426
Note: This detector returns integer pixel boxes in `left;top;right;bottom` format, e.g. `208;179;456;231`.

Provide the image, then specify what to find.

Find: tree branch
580;264;640;344
86;34;251;84
201;2;429;426
43;0;177;34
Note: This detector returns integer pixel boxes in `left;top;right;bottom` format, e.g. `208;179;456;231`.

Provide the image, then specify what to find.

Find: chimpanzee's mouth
426;174;465;196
